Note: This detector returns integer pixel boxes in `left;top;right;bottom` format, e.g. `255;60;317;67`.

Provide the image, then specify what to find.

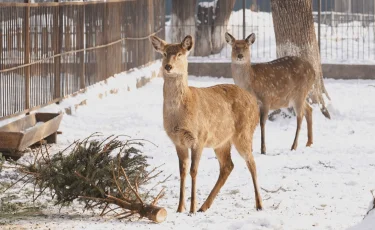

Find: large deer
225;32;317;155
150;35;263;213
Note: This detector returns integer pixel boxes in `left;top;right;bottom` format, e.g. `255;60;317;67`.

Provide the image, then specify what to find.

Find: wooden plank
0;132;24;151
45;132;57;144
0;114;36;132
18;112;63;151
35;112;59;122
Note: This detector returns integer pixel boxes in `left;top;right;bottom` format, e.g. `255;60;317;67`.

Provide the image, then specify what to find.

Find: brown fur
225;32;315;154
150;35;262;213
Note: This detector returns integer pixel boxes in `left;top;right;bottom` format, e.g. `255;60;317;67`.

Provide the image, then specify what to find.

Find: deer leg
304;102;313;147
246;155;263;210
291;102;304;150
176;146;189;213
234;137;263;211
189;145;203;214
198;142;233;212
260;105;270;155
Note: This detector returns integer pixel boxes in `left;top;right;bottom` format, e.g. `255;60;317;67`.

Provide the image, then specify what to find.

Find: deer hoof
261;147;266;154
176;207;185;213
198;205;208;212
256;200;263;211
306;141;313;147
188;211;196;216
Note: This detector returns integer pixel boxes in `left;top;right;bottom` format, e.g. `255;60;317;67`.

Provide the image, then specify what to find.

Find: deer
225;32;319;155
150;35;263;214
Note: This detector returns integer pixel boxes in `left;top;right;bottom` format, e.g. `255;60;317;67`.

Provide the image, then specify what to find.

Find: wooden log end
142;205;167;223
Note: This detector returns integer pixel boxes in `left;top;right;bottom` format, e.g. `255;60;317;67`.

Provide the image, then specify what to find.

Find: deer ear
245;33;256;45
225;32;235;45
150;35;166;53
181;35;193;51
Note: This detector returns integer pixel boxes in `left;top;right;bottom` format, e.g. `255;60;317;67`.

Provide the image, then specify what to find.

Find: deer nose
238;54;243;59
165;64;172;71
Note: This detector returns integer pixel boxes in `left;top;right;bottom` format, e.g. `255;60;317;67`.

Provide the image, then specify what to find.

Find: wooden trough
0;112;63;160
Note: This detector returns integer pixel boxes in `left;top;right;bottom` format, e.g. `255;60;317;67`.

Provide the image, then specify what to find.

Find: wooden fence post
53;0;61;100
147;0;154;63
79;5;85;89
104;3;108;80
24;0;30;111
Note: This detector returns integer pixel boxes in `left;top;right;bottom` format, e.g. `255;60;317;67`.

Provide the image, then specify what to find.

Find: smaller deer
150;35;262;213
225;32;317;154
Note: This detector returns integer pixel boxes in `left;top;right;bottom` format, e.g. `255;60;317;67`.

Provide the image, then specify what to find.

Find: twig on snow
284;166;312;171
318;161;335;169
365;190;375;217
261;186;287;193
272;201;282;210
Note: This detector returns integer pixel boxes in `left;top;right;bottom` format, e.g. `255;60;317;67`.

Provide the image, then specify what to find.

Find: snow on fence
0;0;165;119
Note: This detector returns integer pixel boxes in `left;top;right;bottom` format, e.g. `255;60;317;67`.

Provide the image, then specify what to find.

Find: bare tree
271;0;331;119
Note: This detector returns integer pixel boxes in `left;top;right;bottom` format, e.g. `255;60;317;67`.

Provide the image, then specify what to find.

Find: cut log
86;195;168;223
139;204;167;223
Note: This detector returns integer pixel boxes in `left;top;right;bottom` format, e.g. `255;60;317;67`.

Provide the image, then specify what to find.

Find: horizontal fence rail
0;0;165;119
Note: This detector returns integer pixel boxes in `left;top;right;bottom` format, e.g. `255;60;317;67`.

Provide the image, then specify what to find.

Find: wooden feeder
0;112;63;160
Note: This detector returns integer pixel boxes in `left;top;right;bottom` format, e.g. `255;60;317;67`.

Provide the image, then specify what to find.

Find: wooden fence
0;0;165;119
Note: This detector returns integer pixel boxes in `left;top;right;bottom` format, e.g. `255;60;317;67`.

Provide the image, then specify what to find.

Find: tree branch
120;167;144;205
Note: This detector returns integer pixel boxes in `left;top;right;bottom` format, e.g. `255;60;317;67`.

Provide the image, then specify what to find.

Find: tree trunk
335;0;351;13
194;0;235;56
171;0;197;55
195;3;213;56
211;0;236;53
271;0;331;119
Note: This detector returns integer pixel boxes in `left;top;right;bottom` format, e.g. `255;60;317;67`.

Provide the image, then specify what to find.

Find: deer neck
231;61;256;88
163;73;190;109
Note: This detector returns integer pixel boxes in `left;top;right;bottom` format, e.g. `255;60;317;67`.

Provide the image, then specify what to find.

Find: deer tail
320;104;331;119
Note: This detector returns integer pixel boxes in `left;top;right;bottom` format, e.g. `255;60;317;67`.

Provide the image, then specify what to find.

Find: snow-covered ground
1;64;375;229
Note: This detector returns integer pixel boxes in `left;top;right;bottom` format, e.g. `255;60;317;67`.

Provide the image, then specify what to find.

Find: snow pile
0;61;161;128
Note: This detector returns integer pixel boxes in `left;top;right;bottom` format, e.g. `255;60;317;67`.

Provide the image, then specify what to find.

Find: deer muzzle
165;64;172;72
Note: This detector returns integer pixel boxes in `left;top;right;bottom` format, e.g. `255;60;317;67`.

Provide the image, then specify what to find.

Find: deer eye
177;53;182;57
163;53;167;57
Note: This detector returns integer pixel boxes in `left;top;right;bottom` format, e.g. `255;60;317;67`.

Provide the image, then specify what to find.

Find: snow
198;0;218;9
1;64;375;229
24;121;44;132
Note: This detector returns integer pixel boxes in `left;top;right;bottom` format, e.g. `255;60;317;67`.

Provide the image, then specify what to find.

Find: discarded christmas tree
1;134;167;223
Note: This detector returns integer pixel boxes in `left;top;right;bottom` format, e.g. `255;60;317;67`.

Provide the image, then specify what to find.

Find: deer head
150;35;193;77
225;32;255;64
